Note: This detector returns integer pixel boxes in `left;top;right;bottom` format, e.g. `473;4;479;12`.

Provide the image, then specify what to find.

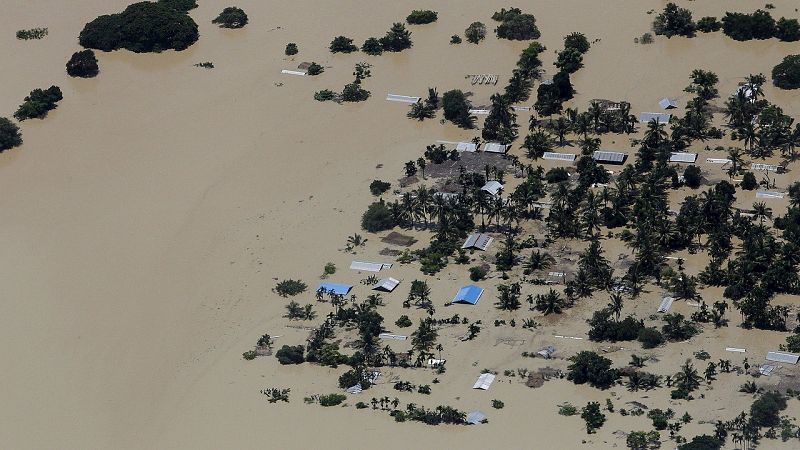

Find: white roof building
462;233;493;250
481;181;504;196
483;142;509;154
372;277;401;292
472;373;496;390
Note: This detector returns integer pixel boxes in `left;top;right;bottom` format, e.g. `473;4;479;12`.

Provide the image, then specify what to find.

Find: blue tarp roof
317;282;353;295
452;285;484;305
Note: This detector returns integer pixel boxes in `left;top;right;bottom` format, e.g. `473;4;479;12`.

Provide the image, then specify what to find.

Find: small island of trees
14;86;63;121
0;118;23;153
212;6;248;29
79;1;199;52
66;50;99;78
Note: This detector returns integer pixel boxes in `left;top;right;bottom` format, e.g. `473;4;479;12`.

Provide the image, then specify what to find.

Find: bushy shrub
159;0;197;12
16;28;48;40
369;180;391;196
380;23;412;52
212;7;248;28
341;83;370;102
696;17;721;33
564;32;590;53
330;36;358;53
407;10;437;25
242;350;257;360
653;2;695;38
66;50;99;78
441;90;473;128
567;351;618;389
722;10;776;41
361;200;396;232
776;18;800;41
14;86;63;121
773;55;800;89
637;327;664;349
274;279;307;297
361;38;383;55
395;315;413;328
750;391;787;427
318;393;347;406
545;167;570;183
465;22;486;44
314;90;337;102
678;435;723;450
79;2;199;52
492;8;540;40
285;43;298;55
740;172;758;190
450;35;462;44
275;345;305;364
307;62;324;76
469;266;488;281
0;118;23;152
683;165;702;188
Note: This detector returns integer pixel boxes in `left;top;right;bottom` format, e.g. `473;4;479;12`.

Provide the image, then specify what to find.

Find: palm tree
524;250;555;273
726;147;745;179
588;101;602;133
553;116;570;146
534;289;566;315
607;293;624;322
752;201;772;224
522;129;552;159
674;359;702;392
744;73;766;101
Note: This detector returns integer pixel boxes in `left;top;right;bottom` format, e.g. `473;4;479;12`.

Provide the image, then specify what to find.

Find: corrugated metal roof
707;158;731;164
669;152;698;163
281;69;306;76
657;297;674;313
467;410;487;424
483;142;509;153
453;285;484;305
639;112;672;123
317;283;353;295
481;181;504;195
468;109;491;115
386;94;420;103
373;277;401;292
766;351;800;364
751;163;782;172
756;191;785;199
593;151;627;163
350;261;392;272
378;333;407;341
543;151;577;161
456;142;478;152
659;98;678;109
462;233;493;250
472;373;496;390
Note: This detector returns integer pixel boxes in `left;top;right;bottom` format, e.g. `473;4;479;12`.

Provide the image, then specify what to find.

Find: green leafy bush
773;55;800;89
79;2;199;52
307;62;324;75
66;50;99;78
465;22;486;44
330;36;358;53
395;315;413;328
14;86;62;121
16;28;48;40
492;8;540;40
361;201;396;232
407;10;437;25
0;118;23;152
274;279;307;297
285;43;298;55
653;3;695;38
275;345;305;365
361;38;383;55
369;180;391;196
318;393;347;406
212;7;248;29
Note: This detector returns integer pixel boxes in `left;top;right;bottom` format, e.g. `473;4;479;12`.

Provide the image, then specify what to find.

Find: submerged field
2;1;800;449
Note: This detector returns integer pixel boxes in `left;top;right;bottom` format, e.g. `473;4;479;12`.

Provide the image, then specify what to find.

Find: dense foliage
79;2;199;52
653;3;695;38
0;118;23;152
212;7;248;29
406;10;437;25
14;86;63;121
66;50;99;78
772;55;800;89
492;7;540;40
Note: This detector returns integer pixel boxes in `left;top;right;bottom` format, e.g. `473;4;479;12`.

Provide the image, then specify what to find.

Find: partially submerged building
593;150;627;165
452;285;484;305
461;233;493;251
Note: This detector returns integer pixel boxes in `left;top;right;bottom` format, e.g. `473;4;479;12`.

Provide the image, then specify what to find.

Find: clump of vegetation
491;7;541;40
66;50;99;78
636;32;654;44
321;262;336;278
14;86;63;121
450;34;462;44
465;22;486;44
361;38;383;55
469;266;488;282
773;55;800;89
285;300;316;320
721;9;800;42
260;387;290;403
441;89;474;128
567;351;618;389
79;2;199;52
558;403;578;416
242;350;257;360
330;36;358;53
314;90;337;102
750;391;787;427
380;23;413;52
581;401;606;433
406;10;437;25
0;118;23;153
16;28;48;40
361;200;396;232
491;399;504;409
627;431;661;449
306;62;324;76
274;279;307;297
637;327;664;349
160;0;197;11
339;62;372;102
395;315;412;328
653;2;696;38
740;171;758;189
564;32;590;54
696;16;721;33
285;43;298;55
275;345;305;365
212;7;248;29
318;393;347;407
194;62;214;69
369;180;391;196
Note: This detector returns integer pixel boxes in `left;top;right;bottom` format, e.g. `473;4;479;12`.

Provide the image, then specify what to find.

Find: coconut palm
534;288;566;315
674;359;702;392
751;201;772;224
553;116;570;146
524;250;555;273
607;292;624;322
